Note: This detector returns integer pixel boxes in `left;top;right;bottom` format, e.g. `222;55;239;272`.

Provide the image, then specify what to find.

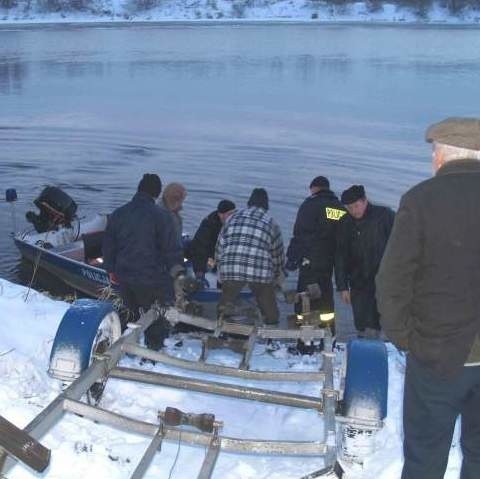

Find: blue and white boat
14;213;111;297
11;186;234;304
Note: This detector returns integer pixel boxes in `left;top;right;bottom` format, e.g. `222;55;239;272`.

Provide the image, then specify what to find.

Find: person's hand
109;272;119;285
285;258;298;272
340;290;351;304
195;272;210;289
275;271;286;289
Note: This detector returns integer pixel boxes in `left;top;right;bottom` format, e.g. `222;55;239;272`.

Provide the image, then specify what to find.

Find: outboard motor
26;186;77;233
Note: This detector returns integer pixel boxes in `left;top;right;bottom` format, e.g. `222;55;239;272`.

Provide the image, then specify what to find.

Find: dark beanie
341;185;366;205
138;173;162;199
310;176;330;189
217;199;236;214
247;188;269;210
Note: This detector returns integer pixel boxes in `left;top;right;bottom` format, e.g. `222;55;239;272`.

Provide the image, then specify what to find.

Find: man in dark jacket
286;176;346;322
376;117;480;479
336;185;394;337
187;199;236;281
103;173;184;350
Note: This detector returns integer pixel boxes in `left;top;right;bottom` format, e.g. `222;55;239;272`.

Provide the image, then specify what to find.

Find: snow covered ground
0;277;464;478
0;0;479;24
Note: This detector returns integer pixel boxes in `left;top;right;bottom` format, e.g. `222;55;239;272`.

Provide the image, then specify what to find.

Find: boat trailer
0;300;388;479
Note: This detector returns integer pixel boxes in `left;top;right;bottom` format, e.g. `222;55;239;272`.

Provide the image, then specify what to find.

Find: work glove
195;272;210;289
285;258;299;272
170;264;186;279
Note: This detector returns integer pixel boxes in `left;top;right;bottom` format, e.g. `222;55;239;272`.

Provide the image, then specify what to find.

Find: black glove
285;258;299;272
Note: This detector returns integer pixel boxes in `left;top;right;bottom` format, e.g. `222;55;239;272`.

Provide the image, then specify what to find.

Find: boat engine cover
26;186;78;233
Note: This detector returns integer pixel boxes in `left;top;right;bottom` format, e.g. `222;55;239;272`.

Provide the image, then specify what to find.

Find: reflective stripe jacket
287;189;346;274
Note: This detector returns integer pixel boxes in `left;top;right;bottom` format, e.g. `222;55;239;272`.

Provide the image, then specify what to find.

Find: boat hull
14;238;109;297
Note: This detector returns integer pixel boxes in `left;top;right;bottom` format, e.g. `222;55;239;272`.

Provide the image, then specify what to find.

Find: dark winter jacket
335;203;394;291
376;159;480;378
286;189;346;273
188;210;222;274
103;191;183;285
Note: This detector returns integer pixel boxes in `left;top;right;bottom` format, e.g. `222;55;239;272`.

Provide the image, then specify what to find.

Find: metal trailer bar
239;330;258;370
123;343;325;382
62;398;328;456
109;367;324;412
130;425;165;479
1;308;158;475
165;309;327;342
1;304;336;478
198;433;221;479
320;335;337;468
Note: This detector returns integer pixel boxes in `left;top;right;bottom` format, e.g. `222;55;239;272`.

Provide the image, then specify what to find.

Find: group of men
103;116;480;479
103;173;393;339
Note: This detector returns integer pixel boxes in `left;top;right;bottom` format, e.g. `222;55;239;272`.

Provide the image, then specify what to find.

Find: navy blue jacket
103;192;183;285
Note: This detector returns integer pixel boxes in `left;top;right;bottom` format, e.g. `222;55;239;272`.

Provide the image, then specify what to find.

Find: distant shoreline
1;18;480;28
1;0;480;28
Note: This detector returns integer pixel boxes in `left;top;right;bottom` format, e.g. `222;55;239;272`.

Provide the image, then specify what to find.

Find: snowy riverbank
0;277;464;478
0;0;480;25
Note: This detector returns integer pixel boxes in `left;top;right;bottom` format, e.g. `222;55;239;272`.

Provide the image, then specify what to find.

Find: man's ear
432;147;444;172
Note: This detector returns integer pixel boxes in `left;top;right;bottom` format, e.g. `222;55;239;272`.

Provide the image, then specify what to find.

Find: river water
1;22;479;286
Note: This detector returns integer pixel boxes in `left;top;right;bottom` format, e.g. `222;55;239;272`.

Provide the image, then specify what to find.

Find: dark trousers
296;265;334;316
218;280;279;325
119;282;170;350
351;284;380;332
402;355;480;479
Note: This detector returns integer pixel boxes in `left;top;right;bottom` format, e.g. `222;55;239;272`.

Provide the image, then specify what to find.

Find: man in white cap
376;117;480;479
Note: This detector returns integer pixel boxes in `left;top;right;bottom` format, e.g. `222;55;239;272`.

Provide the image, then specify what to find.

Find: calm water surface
1;23;479;285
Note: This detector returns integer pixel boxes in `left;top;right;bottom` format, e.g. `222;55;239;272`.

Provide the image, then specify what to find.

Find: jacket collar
311;189;336;199
436;159;480;177
133;191;155;203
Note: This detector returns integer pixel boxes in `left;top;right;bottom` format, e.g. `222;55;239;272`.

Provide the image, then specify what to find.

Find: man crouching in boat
103;173;184;350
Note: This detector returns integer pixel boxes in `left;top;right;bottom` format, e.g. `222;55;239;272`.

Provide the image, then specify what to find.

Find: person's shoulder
109;200;131;220
372;203;395;215
153;203;174;224
205;210;220;225
400;177;437;205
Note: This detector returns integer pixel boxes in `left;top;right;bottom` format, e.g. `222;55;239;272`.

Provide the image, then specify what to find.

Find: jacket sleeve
156;210;183;275
376;195;421;351
286;204;308;262
334;217;349;291
102;215;116;273
215;226;226;281
190;218;215;274
271;221;286;280
384;207;396;239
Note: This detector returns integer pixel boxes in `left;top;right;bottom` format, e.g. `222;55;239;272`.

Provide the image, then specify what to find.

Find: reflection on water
0;61;27;94
0;23;479;286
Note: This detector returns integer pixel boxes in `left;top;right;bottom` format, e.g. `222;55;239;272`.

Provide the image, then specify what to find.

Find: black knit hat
310;176;330;189
247;188;269;210
138;173;162;199
341;185;366;205
217;199;236;214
